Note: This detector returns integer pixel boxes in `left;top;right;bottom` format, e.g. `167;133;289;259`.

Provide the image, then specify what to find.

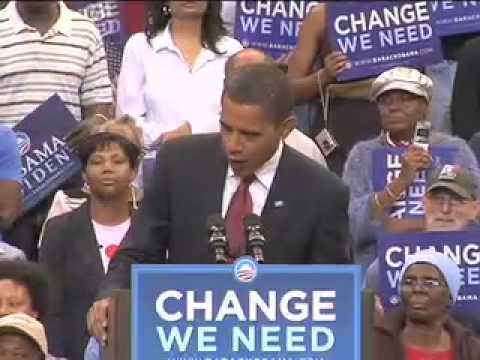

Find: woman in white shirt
116;1;242;151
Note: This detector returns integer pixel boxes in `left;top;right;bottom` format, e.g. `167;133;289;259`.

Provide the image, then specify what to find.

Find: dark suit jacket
452;37;480;140
39;203;104;360
99;134;351;298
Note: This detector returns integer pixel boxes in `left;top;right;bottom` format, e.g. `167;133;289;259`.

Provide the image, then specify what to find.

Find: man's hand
399;145;432;183
87;298;112;345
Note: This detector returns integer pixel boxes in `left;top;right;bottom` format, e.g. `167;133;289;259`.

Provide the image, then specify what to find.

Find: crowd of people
0;1;479;360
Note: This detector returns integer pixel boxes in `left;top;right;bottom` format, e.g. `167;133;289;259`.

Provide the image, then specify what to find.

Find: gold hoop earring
130;184;138;210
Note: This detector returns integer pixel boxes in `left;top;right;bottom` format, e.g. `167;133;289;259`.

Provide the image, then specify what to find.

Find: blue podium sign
132;259;362;360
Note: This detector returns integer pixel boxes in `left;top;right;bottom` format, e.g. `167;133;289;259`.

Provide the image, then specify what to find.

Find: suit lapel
261;146;292;246
75;203;104;278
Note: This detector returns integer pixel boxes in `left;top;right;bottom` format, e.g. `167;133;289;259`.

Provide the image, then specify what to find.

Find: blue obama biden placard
132;258;362;360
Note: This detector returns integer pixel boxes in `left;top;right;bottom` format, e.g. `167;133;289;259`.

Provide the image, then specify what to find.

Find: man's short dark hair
0;261;48;322
222;63;294;124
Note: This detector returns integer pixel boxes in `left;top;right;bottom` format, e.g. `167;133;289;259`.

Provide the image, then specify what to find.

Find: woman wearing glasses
374;249;480;359
342;67;480;270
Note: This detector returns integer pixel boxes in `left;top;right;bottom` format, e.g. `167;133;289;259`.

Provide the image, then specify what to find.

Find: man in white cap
374;249;480;360
343;67;480;270
0;313;48;360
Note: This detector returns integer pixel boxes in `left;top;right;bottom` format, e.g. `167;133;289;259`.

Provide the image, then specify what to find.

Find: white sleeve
116;34;147;121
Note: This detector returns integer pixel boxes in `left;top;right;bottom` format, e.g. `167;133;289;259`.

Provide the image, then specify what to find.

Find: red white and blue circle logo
15;131;31;155
233;256;257;283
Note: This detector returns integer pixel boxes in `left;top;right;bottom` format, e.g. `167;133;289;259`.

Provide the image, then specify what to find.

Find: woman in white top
116;1;242;150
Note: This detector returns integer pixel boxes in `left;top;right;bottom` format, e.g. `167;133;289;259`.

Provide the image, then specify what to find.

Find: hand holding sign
324;51;350;82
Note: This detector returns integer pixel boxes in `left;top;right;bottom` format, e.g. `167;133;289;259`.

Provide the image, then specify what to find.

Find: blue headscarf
399;249;462;304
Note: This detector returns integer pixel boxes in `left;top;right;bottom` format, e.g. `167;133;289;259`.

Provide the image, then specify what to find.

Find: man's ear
471;200;480;222
280;115;297;139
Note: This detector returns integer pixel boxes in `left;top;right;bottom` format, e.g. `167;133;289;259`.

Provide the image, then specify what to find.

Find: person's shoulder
283;145;345;191
123;32;150;53
0;125;15;136
216;35;243;55
446;316;480;351
126;32;149;46
0;125;16;138
161;134;221;157
0;126;19;152
67;7;98;32
45;201;88;229
284;130;327;166
431;131;468;146
0;5;9;20
347;136;383;158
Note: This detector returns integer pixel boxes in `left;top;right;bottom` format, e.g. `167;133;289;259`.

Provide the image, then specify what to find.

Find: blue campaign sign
328;1;442;81
372;145;456;219
132;259;362;360
234;1;320;59
14;94;81;212
378;230;480;313
430;0;480;37
66;1;126;78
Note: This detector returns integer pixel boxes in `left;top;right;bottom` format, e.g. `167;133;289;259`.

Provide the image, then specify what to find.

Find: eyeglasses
377;93;419;107
426;193;469;208
401;277;445;290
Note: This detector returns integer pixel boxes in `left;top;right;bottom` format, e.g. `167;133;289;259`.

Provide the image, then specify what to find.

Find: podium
104;289;130;360
103;268;375;360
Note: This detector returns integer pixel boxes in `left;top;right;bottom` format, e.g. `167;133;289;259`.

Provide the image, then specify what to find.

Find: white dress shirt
222;142;283;217
116;25;243;147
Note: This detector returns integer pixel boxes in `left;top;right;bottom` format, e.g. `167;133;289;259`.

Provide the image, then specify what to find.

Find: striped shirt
0;1;112;125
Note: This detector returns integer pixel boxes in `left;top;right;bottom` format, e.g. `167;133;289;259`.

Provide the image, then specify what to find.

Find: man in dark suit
89;63;351;343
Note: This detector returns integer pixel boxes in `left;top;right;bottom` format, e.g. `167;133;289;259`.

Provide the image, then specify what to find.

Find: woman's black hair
145;1;227;54
77;132;142;170
0;261;48;323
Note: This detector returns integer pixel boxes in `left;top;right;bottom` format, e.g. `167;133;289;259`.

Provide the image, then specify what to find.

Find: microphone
244;214;266;264
207;214;228;264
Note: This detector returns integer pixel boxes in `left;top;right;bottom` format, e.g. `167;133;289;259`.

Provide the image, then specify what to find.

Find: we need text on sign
132;258;361;360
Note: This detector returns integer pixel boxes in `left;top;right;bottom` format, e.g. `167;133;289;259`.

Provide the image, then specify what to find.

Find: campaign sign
14;95;81;212
132;259;361;360
372;146;456;219
234;1;320;59
430;0;480;37
66;1;126;79
328;1;442;81
378;230;480;313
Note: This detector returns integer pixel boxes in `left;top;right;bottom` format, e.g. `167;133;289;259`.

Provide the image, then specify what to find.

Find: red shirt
406;345;455;360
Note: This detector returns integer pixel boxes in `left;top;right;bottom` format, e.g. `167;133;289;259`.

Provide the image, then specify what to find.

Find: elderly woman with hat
374;249;480;359
343;67;480;269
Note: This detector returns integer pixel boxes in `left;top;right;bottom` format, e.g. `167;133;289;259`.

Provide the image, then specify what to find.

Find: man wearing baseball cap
0;313;47;360
424;164;480;231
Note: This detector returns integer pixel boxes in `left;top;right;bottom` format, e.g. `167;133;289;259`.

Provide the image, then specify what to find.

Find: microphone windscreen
244;213;261;228
207;214;224;230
